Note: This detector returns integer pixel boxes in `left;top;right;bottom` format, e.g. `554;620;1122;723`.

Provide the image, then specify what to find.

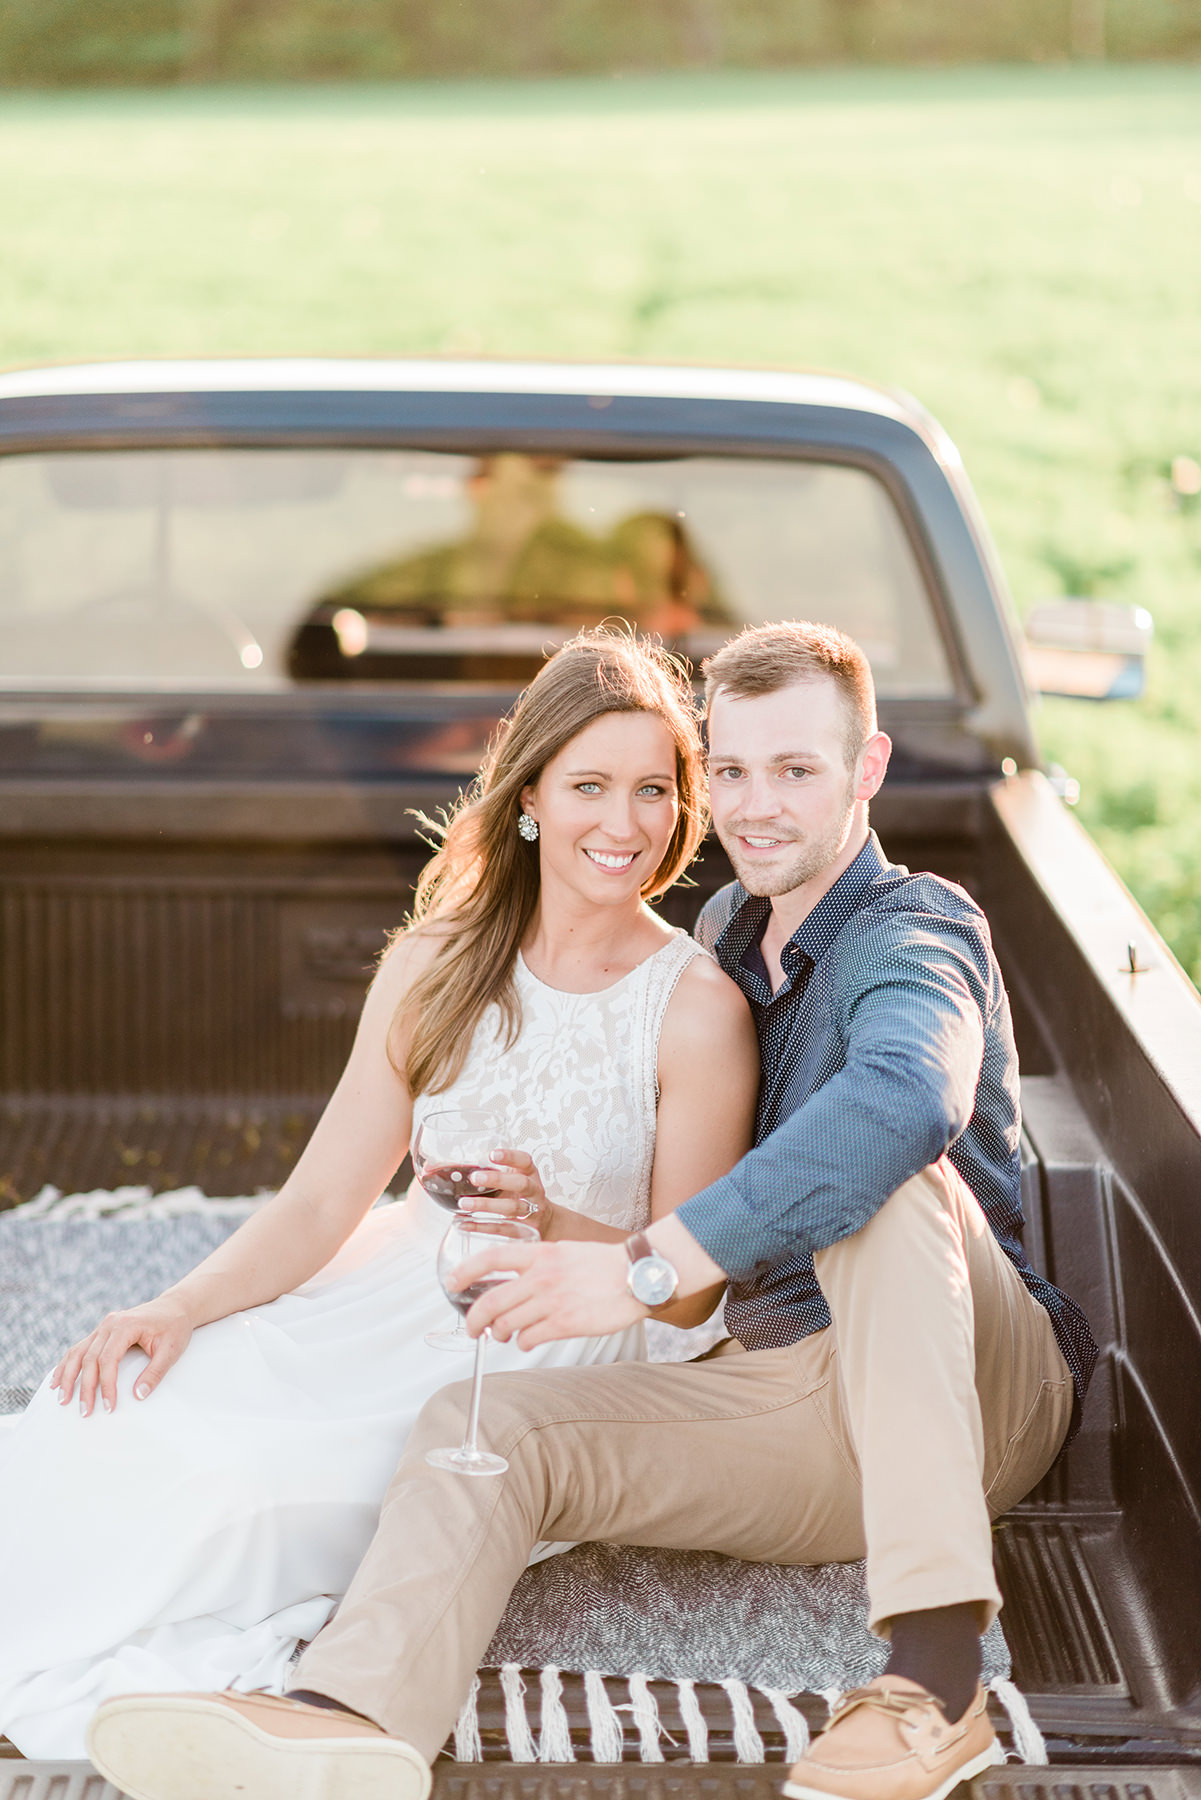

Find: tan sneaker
782;1676;1002;1800
87;1690;432;1800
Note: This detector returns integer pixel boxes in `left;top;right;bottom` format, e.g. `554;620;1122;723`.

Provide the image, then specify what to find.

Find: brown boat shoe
782;1675;1003;1800
87;1689;431;1800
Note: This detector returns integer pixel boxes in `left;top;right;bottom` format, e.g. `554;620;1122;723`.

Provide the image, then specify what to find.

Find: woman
0;629;758;1759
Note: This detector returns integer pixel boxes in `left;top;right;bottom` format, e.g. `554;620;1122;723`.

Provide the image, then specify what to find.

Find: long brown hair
392;629;707;1097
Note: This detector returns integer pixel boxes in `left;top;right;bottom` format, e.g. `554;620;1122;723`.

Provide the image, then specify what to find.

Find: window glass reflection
0;448;952;697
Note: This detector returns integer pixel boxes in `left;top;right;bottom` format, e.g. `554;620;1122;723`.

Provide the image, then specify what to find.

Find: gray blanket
0;1210;1010;1692
486;1541;1010;1691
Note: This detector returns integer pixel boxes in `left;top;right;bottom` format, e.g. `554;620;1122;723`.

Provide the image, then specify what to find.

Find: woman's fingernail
103;1398;112;1413
59;1390;69;1405
135;1383;150;1400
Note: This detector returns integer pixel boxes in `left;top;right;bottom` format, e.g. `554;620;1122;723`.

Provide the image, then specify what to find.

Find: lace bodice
410;931;706;1234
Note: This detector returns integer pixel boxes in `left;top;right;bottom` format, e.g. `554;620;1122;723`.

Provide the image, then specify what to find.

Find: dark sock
285;1688;375;1725
883;1603;982;1723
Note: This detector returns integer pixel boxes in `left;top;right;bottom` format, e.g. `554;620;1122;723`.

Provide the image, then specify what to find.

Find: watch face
631;1255;677;1307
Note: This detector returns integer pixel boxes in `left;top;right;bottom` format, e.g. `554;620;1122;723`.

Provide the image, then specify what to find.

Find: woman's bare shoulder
663;944;756;1050
676;944;750;1010
656;942;758;1125
371;920;455;1003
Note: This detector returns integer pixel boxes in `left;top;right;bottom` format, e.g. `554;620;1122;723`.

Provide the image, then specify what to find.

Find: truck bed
3;773;1200;1786
4;1763;1201;1800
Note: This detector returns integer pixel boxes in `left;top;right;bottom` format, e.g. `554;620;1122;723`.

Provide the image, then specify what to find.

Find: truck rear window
0;448;952;697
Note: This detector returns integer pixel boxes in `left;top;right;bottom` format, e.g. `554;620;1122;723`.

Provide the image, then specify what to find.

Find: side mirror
1023;598;1153;700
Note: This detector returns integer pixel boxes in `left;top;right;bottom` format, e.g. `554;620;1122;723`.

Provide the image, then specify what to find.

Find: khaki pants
296;1159;1072;1762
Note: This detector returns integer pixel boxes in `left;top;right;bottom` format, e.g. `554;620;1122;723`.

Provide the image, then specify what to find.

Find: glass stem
461;1327;490;1456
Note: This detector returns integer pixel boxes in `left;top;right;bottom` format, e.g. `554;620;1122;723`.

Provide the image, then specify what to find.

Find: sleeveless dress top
0;929;706;1759
413;932;703;1234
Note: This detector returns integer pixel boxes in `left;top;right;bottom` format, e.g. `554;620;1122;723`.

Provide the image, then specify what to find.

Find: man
88;622;1096;1800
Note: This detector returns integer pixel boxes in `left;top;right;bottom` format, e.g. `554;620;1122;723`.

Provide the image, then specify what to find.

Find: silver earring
517;813;539;842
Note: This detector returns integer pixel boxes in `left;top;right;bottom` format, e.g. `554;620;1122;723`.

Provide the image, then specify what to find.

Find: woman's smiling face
520;710;680;910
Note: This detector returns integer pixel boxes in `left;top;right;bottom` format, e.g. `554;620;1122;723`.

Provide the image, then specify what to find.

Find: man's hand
450;1239;644;1349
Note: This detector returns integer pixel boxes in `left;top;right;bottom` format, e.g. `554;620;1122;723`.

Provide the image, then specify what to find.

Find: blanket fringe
675;1677;710;1761
991;1677;1047;1764
453;1675;482;1763
721;1677;765;1763
461;1670;1042;1768
760;1687;810;1761
584;1670;625;1763
538;1666;575;1763
500;1664;538;1762
9;1183;265;1220
625;1671;668;1762
820;1686;844;1723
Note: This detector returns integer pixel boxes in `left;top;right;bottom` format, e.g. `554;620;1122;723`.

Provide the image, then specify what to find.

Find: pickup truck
0;359;1198;1800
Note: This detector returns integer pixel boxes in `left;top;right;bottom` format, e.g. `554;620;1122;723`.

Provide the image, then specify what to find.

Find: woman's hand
459;1147;555;1238
50;1295;196;1417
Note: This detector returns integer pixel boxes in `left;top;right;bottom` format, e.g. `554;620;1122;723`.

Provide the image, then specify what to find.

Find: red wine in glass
425;1217;540;1478
420;1163;503;1211
411;1109;510;1351
447;1273;512;1314
415;1108;543;1353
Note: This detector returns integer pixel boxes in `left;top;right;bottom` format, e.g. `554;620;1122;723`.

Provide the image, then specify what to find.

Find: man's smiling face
706;677;863;897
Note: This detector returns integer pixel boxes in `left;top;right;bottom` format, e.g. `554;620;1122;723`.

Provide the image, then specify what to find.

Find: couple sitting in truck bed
0;622;1096;1800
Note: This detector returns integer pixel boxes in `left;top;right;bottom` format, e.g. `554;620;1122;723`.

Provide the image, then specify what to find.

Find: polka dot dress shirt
678;833;1097;1434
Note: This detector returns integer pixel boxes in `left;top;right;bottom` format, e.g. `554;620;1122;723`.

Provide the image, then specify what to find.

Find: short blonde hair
703;621;876;767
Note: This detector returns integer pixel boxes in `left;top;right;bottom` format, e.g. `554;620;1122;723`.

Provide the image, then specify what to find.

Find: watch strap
625;1231;654;1265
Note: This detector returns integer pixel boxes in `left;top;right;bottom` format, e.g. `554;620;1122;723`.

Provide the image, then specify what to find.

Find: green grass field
3;65;1201;971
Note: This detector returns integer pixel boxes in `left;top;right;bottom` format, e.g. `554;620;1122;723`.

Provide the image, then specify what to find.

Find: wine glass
425;1215;539;1478
411;1109;509;1214
412;1108;508;1351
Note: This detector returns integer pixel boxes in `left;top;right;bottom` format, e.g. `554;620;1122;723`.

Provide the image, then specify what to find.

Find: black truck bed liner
3;1767;1201;1800
3;779;1200;1781
4;1082;1194;1770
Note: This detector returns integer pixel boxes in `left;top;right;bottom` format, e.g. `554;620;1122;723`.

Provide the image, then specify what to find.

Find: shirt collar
715;832;892;999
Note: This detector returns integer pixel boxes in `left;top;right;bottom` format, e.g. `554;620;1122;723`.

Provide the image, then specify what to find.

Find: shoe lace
828;1686;948;1733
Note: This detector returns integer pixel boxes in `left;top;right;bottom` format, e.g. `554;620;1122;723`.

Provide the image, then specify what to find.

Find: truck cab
1;360;1199;1788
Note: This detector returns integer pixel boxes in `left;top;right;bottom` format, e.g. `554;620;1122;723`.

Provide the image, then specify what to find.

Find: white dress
0;931;705;1760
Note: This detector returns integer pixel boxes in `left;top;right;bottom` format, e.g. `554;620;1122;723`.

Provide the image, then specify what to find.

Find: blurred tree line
1;0;1199;84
